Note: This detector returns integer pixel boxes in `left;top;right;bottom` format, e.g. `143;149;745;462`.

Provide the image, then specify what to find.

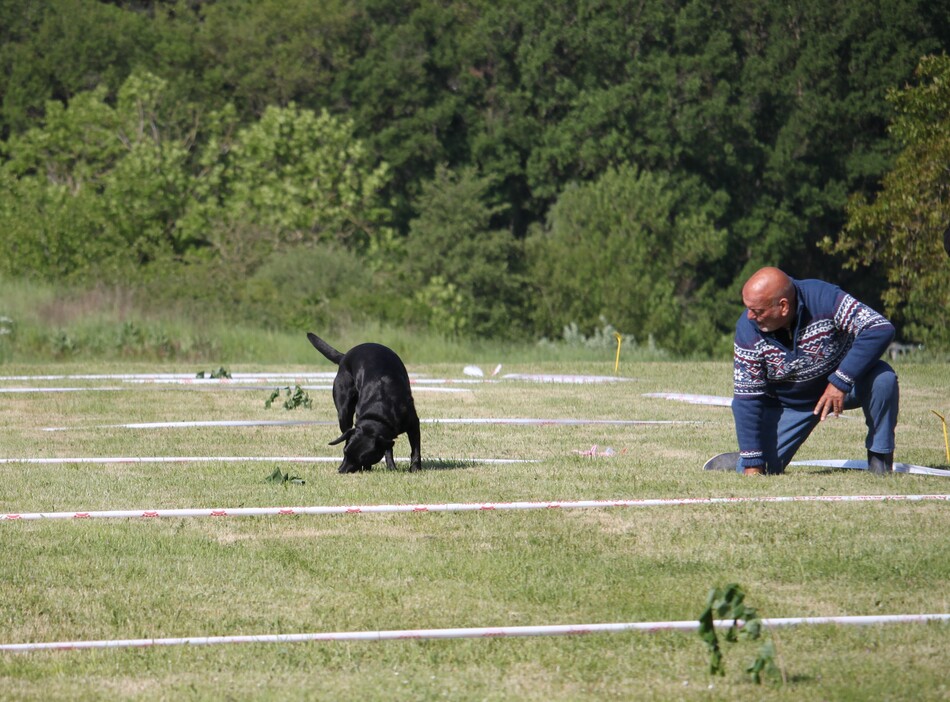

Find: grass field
1;358;949;701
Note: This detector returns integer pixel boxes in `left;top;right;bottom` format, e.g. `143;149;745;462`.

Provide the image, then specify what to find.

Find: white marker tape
0;384;465;394
42;420;336;431
1;613;947;653
643;392;733;407
0;386;128;393
421;418;686;426
0;456;533;467
790;459;950;477
501;373;631;384
0;373;336;382
42;418;692;431
3;494;947;522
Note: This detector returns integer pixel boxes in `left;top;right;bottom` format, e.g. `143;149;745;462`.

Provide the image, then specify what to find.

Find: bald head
742;267;796;333
743;267;794;302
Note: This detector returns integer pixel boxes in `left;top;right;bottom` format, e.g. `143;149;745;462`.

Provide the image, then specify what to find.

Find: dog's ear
329;428;357;446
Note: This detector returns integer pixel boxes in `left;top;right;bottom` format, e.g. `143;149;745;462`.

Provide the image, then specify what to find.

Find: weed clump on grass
698;583;783;685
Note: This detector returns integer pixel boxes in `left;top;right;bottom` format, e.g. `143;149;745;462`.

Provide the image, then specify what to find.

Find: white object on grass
502;373;631;384
2;613;947;653
4;493;948;522
643;392;733;407
789;459;950;477
41;417;690;431
0;456;534;467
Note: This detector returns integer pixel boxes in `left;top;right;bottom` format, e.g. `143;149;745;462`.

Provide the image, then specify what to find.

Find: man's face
743;292;790;333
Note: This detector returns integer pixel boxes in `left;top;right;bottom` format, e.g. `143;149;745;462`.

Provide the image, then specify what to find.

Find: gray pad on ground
703;452;740;471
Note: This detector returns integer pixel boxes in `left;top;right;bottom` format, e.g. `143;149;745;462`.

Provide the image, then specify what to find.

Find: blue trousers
734;360;899;474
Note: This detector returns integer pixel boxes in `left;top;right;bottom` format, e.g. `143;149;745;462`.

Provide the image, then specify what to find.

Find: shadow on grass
420;459;480;471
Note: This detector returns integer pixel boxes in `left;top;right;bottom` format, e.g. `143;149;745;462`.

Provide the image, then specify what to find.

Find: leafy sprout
265;385;312;410
697;583;782;684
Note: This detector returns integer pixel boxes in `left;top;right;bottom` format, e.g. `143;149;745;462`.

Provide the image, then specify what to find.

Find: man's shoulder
794;278;844;315
793;277;841;296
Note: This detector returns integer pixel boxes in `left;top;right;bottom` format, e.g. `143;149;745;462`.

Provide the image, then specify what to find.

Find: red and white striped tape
0;455;532;467
2;613;947;653
3;493;947;522
42;417;691;431
0;384;467;394
789;459;950;477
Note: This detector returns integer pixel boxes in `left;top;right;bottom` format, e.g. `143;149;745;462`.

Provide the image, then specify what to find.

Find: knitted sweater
732;278;894;468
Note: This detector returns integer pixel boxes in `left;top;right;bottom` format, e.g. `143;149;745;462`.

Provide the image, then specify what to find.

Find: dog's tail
306;332;344;365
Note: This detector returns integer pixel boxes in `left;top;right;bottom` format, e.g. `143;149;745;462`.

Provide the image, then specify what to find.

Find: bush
526;165;733;355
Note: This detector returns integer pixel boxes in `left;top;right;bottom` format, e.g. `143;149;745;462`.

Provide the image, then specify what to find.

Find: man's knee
870;362;899;400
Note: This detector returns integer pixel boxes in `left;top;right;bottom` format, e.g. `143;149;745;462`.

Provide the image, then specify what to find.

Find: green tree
822;54;950;348
181;102;393;267
403;165;527;338
0;71;392;286
185;0;358;116
0;71;197;281
527;165;730;355
727;0;943;278
0;0;156;138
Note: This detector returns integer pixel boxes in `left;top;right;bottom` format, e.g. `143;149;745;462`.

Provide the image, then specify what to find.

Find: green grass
1;359;949;700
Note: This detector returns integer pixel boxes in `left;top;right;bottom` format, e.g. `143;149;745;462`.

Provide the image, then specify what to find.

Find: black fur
307;332;422;473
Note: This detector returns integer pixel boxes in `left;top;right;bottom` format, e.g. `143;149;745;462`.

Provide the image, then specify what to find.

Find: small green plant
264;467;306;485
698;583;781;684
51;330;77;357
197;366;232;379
265;385;312;410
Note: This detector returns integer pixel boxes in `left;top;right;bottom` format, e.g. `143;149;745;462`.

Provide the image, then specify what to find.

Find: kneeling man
731;267;899;476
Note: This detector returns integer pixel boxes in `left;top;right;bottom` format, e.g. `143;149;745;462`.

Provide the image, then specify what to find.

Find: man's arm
827;292;895;394
733;340;767;469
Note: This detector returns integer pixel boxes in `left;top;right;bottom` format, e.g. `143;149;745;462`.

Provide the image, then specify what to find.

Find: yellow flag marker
614;332;623;374
932;410;950;463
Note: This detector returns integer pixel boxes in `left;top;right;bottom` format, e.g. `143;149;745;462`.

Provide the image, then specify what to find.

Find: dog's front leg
383;448;397;471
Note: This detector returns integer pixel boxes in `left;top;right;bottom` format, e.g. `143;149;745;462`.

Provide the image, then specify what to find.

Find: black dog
307;332;422;473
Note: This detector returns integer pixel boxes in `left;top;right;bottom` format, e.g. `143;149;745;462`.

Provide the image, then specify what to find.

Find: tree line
1;0;948;354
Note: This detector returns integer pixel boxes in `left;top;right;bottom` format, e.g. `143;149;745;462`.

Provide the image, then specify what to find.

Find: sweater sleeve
732;328;767;469
826;293;895;392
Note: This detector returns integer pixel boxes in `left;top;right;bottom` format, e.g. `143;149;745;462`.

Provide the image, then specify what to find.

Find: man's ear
329;427;357;446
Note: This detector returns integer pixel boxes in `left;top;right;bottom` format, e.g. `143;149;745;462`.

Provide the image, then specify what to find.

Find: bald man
730;267;899;475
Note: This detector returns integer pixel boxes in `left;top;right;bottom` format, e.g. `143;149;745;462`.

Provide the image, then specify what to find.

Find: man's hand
814;383;846;421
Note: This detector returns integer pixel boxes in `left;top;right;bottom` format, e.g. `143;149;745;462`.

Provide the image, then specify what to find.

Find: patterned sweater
732;278;894;468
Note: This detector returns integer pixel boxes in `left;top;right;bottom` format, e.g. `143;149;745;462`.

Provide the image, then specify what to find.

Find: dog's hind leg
407;418;422;472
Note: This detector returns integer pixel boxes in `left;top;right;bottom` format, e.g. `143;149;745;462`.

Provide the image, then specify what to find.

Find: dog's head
329;426;394;471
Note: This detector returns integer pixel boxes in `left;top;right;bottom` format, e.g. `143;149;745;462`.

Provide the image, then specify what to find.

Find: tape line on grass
3;493;948;522
2;613;948;653
0;456;531;466
0;385;469;394
42;418;695;431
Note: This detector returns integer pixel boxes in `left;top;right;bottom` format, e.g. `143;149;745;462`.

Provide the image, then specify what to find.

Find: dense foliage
823;55;950;349
1;0;948;353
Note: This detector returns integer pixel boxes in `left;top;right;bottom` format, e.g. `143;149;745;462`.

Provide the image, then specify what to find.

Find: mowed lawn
1;360;948;701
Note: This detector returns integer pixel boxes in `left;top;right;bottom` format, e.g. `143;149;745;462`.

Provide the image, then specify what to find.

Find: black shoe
867;451;893;475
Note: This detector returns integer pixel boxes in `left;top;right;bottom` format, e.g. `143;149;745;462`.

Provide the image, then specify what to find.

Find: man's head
742;267;796;333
